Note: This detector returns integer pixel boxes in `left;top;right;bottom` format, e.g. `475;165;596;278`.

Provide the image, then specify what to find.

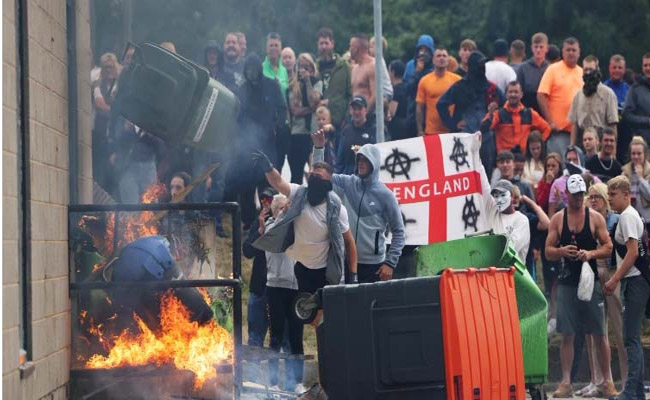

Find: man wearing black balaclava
568;55;619;148
251;151;358;316
223;53;287;228
436;51;505;177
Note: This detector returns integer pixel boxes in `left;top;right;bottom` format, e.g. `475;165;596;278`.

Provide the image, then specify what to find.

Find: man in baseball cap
476;174;531;262
349;95;368;108
333;95;376;174
545;173;616;398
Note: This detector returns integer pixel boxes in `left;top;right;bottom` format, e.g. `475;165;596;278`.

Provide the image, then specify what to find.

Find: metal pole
124;0;133;44
66;0;79;204
373;0;384;142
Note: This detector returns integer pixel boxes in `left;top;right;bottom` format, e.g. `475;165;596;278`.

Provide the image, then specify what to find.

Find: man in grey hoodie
311;130;405;282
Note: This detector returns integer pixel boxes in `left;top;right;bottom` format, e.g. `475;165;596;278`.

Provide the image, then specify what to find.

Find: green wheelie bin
416;234;548;400
114;43;239;152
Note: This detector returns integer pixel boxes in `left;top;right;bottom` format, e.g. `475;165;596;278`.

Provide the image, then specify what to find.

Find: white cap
567;174;587;194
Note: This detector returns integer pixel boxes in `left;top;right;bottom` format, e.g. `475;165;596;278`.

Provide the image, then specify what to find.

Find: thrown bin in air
113;43;239;151
416;234;548;389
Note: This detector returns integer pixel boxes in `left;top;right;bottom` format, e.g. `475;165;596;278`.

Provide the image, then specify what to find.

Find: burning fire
121;183;167;244
85;291;232;389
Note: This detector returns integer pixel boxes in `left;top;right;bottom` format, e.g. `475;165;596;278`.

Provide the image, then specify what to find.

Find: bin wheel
528;385;546;400
292;292;319;324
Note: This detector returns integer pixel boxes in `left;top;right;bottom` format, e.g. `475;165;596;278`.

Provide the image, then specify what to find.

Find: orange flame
85;292;232;389
120;183;167;245
197;287;212;306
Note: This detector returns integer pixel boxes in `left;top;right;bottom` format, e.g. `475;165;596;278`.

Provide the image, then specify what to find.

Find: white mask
493;191;512;213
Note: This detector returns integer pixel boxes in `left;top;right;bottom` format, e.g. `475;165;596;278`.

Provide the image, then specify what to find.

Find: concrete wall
3;0;92;398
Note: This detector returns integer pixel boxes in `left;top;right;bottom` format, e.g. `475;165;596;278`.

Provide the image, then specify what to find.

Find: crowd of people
90;27;650;399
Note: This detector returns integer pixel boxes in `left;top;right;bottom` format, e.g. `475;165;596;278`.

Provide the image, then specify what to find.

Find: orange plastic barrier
441;267;526;400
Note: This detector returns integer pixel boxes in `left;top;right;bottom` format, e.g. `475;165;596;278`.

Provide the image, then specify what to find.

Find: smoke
78;366;235;400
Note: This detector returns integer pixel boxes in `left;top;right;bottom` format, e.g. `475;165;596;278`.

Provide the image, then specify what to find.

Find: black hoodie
237;54;287;155
437;51;504;132
203;40;237;94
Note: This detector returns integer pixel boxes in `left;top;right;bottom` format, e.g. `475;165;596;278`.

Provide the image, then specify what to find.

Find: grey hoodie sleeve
384;194;406;268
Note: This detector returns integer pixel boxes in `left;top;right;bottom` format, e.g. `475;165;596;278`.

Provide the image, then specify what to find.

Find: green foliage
92;0;650;74
210;288;234;333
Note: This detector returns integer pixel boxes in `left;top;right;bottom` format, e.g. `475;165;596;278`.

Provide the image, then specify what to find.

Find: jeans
267;286;304;389
619;276;650;400
358;263;383;283
288;134;312;185
479;130;497;180
118;160;158;204
393;246;417;279
247;290;268;347
546;131;570;161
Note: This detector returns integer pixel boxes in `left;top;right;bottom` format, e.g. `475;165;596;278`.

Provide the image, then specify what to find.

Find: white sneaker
294;383;307;394
269;385;281;392
575;382;595;396
547;318;557;335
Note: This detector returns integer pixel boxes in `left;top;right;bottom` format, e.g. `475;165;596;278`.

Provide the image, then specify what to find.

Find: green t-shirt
262;57;289;94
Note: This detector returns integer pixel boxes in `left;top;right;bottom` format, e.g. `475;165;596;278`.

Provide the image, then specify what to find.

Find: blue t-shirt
604;79;629;110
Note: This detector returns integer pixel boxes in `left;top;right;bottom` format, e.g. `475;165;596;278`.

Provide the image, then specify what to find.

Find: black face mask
307;175;332;206
583;70;602;96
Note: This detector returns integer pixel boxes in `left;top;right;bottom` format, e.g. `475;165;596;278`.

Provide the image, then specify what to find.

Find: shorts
556;283;606;335
294;262;327;294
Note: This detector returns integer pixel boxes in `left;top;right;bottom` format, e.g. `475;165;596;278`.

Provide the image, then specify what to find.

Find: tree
91;0;650;75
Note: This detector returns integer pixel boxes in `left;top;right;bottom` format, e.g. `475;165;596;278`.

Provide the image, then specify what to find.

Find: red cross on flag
378;133;487;246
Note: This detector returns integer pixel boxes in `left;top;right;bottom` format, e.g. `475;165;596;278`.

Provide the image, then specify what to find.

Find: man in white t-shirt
252;151;358;298
605;175;650;399
478;172;531;261
485;39;517;93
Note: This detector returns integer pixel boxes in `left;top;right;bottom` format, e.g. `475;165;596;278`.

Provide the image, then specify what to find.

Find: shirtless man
349;34;376;113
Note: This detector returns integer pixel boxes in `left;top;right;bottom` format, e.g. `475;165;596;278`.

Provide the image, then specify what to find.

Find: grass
214;215;319;358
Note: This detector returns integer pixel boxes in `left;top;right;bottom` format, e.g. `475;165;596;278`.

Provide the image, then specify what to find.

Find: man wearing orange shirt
415;48;461;135
481;81;551;153
537;37;583;160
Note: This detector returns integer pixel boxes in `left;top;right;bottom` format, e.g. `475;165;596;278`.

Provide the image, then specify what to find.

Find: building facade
3;0;92;398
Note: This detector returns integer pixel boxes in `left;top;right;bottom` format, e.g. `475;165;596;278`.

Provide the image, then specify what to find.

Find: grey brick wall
2;0;92;398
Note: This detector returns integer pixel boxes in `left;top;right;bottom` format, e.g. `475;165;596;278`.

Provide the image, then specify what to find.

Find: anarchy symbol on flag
377;133;486;245
380;148;421;180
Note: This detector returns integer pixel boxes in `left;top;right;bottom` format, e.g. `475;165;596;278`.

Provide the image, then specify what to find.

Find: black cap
493;39;509;58
260;187;277;199
350;95;368;108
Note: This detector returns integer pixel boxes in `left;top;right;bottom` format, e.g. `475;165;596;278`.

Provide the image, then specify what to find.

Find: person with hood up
403;34;435;86
437;51;505;176
203;40;237;94
403;35;435;138
225;53;286;227
312;130;405;283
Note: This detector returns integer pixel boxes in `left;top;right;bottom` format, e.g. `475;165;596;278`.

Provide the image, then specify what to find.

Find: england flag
377;133;487;245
